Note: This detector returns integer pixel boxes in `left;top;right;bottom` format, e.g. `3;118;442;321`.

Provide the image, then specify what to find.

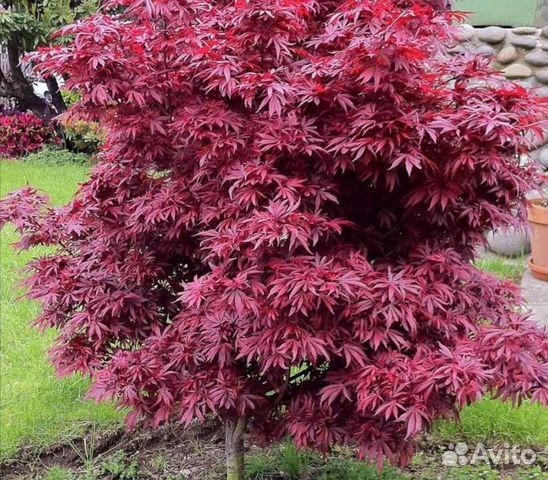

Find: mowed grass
475;252;528;284
0;160;123;460
0;160;547;466
431;397;548;448
430;252;547;448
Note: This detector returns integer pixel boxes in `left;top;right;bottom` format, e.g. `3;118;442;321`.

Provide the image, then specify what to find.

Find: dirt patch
1;425;546;480
0;421;225;480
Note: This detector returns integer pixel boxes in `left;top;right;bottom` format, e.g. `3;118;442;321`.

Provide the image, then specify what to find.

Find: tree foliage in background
1;1;548;479
0;0;97;115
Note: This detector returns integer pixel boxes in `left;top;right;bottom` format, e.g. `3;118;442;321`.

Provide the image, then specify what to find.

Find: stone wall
452;24;548;168
454;25;548;91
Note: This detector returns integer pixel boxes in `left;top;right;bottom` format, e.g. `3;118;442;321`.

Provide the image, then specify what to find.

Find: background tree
1;1;548;479
0;0;97;116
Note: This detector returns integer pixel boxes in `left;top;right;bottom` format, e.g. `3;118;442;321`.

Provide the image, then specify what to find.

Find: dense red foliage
2;0;548;468
0;112;56;157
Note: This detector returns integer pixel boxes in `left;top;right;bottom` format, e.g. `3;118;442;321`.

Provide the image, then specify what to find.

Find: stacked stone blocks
453;25;548;168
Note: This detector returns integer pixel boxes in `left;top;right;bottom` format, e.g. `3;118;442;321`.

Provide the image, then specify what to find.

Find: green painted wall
454;0;547;27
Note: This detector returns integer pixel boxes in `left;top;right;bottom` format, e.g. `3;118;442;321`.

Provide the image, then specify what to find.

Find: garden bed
1;421;546;480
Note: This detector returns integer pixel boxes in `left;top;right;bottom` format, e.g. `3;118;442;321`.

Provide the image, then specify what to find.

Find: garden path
521;270;548;328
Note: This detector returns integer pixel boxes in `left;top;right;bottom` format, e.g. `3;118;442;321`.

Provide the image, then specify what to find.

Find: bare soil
1;424;546;480
0;421;226;480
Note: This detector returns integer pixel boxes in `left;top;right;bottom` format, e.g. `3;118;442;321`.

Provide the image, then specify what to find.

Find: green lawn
0;160;546;470
431;397;547;447
0;160;123;460
475;252;528;284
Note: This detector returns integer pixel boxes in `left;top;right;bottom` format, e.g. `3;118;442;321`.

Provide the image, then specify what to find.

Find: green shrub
61;89;82;108
25;147;93;165
63;118;105;154
60;90;104;154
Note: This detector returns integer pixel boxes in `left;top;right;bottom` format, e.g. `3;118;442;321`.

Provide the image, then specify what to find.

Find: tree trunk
225;418;246;480
1;41;48;118
45;76;67;114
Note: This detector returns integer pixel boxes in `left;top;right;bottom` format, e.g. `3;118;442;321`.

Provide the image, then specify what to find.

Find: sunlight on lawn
0;161;123;459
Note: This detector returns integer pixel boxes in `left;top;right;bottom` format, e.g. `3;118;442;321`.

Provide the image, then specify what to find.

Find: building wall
455;0;548;28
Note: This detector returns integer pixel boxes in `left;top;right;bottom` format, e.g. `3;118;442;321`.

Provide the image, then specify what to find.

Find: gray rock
503;63;533;79
540;147;548;168
534;68;548;84
530;148;541;162
534;87;548;98
512;27;539;35
497;46;519;64
487;229;531;257
525;50;548;67
476;45;496;57
524;129;548;148
521;270;548;328
515;79;535;89
542;26;548;39
456;23;476;42
468;78;500;89
510;34;538;49
478;26;507;44
448;45;466;55
519;153;531;168
540;41;548;51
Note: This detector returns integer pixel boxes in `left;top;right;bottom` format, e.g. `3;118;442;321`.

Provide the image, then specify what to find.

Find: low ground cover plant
1;0;547;479
24;147;93;165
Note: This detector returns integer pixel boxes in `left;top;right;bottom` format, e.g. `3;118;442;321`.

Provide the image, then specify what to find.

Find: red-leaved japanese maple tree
2;1;548;478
